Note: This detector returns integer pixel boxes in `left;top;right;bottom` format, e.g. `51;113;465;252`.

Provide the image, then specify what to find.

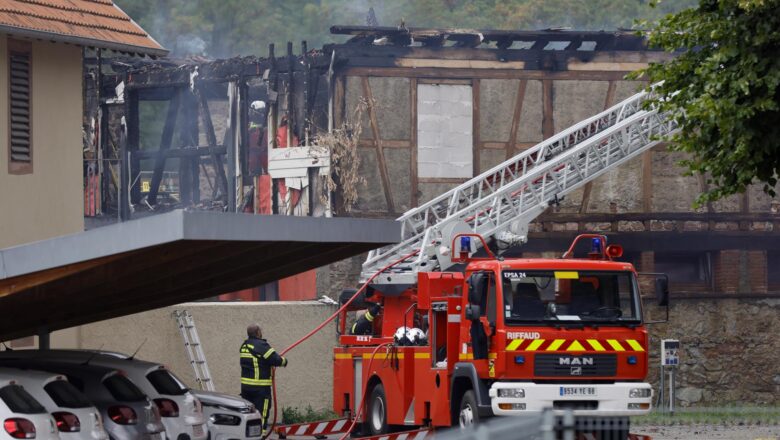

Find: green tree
636;0;780;203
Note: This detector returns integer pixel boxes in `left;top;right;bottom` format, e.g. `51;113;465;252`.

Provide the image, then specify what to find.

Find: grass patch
281;405;339;424
633;406;780;426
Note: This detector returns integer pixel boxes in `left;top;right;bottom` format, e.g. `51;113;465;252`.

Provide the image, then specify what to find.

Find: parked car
0;368;108;440
190;391;262;440
0;360;164;440
0;351;206;440
0;372;59;440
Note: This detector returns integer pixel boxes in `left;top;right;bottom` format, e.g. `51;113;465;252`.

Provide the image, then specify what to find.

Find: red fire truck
334;234;668;437
330;85;677;438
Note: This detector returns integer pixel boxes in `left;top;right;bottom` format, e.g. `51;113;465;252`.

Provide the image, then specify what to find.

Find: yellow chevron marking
526;339;545;351
607;339;625;351
546;339;566;351
587;339;606;351
554;271;579;279
566;340;587;351
334;353;352;359
506;339;524;351
626;339;644;351
414;353;431;359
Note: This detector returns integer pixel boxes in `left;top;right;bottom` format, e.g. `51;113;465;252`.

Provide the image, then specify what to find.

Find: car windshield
0;384;46;414
44;380;93;408
103;374;146;402
146;369;188;396
502;270;640;323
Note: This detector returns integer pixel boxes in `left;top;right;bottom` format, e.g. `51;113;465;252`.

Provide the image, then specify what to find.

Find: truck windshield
502;270;640;324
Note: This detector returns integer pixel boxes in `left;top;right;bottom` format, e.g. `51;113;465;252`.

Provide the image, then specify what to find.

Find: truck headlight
497;388;525;398
629;388;651;398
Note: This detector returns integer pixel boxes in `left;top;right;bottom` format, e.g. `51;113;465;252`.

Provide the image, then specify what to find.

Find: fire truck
328;84;678;439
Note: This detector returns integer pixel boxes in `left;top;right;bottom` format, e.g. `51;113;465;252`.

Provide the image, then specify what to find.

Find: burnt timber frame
87;46;332;222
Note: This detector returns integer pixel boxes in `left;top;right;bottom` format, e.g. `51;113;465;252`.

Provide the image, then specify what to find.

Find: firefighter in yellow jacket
240;324;288;432
350;303;381;335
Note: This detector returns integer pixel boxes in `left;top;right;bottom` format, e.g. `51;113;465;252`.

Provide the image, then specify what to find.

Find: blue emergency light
514;355;525;365
460;236;471;253
591;237;602;254
627;355;637;365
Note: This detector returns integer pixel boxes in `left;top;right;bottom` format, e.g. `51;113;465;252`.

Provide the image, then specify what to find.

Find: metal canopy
0;211;400;340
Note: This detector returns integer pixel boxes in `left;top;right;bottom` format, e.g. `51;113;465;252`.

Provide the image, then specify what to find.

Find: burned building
83;26;779;404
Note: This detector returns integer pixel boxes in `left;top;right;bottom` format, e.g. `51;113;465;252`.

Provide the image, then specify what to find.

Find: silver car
190;391;262;440
0;372;59;440
0;361;164;440
0;351;206;440
0;368;107;440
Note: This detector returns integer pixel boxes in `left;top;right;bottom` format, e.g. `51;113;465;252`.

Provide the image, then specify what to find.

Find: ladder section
362;85;678;282
173;310;215;391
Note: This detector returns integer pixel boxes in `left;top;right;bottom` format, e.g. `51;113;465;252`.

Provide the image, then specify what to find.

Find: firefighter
350;303;381;335
240;324;288;433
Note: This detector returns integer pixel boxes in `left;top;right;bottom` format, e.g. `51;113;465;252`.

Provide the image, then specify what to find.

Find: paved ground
633;424;780;440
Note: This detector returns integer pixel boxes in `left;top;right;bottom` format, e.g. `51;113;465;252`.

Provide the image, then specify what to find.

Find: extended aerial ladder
361;84;679;287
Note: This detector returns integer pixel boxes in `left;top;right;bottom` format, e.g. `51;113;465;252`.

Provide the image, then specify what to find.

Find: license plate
192;424;205;437
248;424;263;437
559;386;597;397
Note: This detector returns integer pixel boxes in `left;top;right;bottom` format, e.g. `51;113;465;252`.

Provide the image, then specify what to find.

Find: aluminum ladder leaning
173;309;216;391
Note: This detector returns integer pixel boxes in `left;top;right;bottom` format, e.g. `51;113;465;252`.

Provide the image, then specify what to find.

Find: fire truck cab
334;234;667;436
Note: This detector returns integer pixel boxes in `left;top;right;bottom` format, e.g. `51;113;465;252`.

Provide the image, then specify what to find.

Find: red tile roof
0;0;166;56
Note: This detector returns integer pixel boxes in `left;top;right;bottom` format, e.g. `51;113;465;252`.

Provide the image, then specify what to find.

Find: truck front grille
553;400;598;410
534;354;617;377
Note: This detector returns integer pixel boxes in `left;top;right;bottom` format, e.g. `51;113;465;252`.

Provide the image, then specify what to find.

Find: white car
0;351;206;440
0;368;107;440
0;372;59;440
190;391;263;440
0;360;165;440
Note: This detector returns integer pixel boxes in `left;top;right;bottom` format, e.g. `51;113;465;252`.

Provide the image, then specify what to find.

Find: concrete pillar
38;327;50;350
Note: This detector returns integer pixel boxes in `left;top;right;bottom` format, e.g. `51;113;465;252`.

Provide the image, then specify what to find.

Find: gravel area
633;424;780;440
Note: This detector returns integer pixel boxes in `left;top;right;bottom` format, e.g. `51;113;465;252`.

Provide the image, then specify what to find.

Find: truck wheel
458;390;479;429
367;384;388;435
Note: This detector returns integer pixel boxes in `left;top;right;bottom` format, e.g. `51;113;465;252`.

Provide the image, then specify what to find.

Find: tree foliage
115;0;695;58
636;0;780;203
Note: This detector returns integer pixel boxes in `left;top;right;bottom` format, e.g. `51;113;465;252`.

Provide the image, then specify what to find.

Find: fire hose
260;250;420;440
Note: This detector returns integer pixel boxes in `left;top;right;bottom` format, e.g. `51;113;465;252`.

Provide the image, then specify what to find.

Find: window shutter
9;48;31;163
8;40;32;167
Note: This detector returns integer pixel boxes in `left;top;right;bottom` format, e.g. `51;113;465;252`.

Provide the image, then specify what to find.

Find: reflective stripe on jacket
240;337;286;388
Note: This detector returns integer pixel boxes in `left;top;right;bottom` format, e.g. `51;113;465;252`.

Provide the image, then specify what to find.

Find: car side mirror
465;304;481;321
655;277;669;307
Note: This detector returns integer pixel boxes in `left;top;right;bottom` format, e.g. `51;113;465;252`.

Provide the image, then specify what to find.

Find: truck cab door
466;272;495;360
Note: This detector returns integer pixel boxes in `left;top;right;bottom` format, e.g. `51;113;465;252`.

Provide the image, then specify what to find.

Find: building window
417;83;473;179
8;39;32;174
654;252;712;293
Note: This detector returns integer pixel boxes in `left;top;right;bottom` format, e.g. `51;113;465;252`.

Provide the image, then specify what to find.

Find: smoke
173;34;207;57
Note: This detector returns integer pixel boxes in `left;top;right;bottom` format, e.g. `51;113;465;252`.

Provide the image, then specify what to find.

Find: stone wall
644;298;780;406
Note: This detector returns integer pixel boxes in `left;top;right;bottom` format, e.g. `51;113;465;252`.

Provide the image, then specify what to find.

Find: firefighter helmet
394;327;412;345
407;328;426;346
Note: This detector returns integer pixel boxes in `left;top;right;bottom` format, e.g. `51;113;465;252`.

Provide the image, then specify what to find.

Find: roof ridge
14;0;129;20
0;7;148;37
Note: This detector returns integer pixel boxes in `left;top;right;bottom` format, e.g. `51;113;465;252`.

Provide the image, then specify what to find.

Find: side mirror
467;273;487;304
655;277;669;307
465;304;481;321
